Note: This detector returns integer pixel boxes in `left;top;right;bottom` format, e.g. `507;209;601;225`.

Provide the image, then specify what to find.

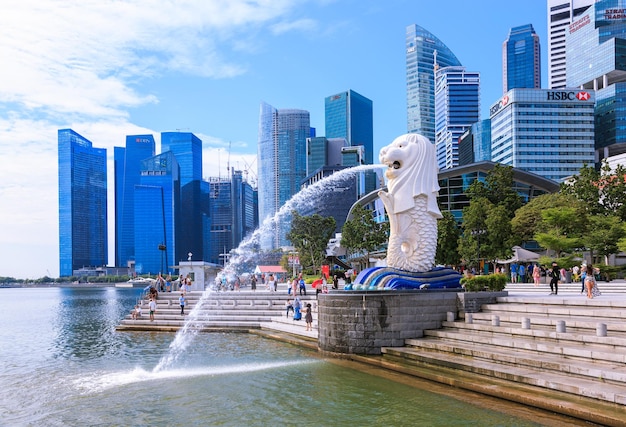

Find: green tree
511;193;581;243
466;164;522;218
561;161;626;220
458;197;491;268
287;212;336;276
436;211;461;267
534;207;585;257
341;204;388;270
585;214;626;264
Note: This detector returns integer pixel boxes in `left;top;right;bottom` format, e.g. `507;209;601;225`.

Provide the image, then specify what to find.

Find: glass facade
566;0;626;158
406;24;462;141
325;90;373;164
134;152;180;275
503;24;541;93
490;88;595;182
160;132;202;187
434;66;480;170
548;0;594;89
58;129;107;277
437;162;559;222
257;102;310;248
160;131;206;263
458;119;492;166
114;135;155;268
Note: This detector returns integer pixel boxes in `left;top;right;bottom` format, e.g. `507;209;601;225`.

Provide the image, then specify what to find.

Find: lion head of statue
379;133;442;217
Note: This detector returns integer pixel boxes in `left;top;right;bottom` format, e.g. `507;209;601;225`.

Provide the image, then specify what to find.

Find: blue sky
0;0;548;279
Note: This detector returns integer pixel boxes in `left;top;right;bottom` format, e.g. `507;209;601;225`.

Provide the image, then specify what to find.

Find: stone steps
381;294;626;406
116;289;318;332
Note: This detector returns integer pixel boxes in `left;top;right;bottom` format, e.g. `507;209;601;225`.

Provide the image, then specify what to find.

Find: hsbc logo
547;91;591;101
489;95;510;117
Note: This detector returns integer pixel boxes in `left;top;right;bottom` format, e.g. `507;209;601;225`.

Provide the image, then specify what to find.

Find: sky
0;0;548;279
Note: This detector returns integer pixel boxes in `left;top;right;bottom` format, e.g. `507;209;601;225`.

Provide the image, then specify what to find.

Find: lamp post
471;229;486;274
158;243;166;275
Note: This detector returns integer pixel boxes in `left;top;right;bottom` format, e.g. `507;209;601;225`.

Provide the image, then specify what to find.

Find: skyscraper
406;24;462;141
325;90;373;165
434;66;480;170
58;129;107;277
160;131;206;262
160;132;202;186
490;88;595;182
547;0;594;89
134;151;180;275
114;135;155;269
503;24;541;93
566;0;626;160
258;102;310;248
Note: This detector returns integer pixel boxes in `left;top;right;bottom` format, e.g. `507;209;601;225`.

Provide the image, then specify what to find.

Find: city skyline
0;0;548;279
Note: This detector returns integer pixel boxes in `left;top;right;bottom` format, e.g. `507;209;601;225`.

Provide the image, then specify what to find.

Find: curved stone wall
317;290;458;355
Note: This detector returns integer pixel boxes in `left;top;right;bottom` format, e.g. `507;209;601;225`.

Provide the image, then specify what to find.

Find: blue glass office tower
503;24;541;93
134;152;180;275
205;171;258;265
566;0;626;159
434;66;480;170
325;90;373;164
114;135;155;268
406;24;462;141
160;131;207;262
258;102;310;248
458;119;492;166
58;129;107;277
161;132;202;186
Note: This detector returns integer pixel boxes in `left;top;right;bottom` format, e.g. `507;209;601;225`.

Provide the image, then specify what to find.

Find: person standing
305;303;313;331
549;262;559;295
293;297;302;320
149;298;157;322
332;275;339;290
518;264;526;284
179;292;186;315
250;275;257;291
532;263;541;287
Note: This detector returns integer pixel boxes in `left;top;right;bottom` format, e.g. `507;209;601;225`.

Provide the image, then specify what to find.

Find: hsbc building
489;88;595;182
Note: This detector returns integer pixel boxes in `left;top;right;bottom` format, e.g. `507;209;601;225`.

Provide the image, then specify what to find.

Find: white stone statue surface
378;133;442;273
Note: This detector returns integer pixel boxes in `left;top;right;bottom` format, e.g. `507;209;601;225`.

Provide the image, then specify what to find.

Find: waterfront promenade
117;280;626;425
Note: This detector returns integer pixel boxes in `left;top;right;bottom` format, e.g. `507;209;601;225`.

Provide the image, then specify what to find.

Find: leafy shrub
460;273;507;292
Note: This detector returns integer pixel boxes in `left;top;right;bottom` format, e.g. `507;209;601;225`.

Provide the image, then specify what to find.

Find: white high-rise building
547;0;594;89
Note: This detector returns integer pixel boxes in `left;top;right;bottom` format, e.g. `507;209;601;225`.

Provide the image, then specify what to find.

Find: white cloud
0;0;306;278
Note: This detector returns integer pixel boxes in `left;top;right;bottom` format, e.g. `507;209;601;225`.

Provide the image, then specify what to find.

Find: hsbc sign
489;95;509;116
547;91;591;101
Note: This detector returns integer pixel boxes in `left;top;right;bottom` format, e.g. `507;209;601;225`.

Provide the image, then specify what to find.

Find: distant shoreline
0;282;120;289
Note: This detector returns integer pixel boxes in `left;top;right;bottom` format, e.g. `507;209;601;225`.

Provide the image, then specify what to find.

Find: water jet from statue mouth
391;161;401;169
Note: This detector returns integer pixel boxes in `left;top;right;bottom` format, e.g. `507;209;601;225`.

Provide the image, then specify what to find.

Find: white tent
497;246;540;264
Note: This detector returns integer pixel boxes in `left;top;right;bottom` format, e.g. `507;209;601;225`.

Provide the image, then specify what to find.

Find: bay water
0;287;584;426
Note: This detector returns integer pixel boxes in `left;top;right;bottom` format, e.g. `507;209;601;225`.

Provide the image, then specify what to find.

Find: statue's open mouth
391;161;401;170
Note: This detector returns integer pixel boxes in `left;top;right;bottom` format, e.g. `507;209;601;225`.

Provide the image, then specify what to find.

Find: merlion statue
378;133;442;272
347;133;461;291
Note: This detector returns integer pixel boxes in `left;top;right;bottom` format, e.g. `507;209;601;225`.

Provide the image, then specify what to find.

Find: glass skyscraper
134;151;180;275
325;90;373;165
114;135;155;269
406;24;462;142
458;119;492;166
160;131;206;262
566;0;626;159
503;24;541;93
434;66;480;170
58;129;108;277
490;88;595;182
547;0;594;89
258;102;310;249
160;132;202;186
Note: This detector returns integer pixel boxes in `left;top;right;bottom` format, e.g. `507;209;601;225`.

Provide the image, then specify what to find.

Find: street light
471;229;486;274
